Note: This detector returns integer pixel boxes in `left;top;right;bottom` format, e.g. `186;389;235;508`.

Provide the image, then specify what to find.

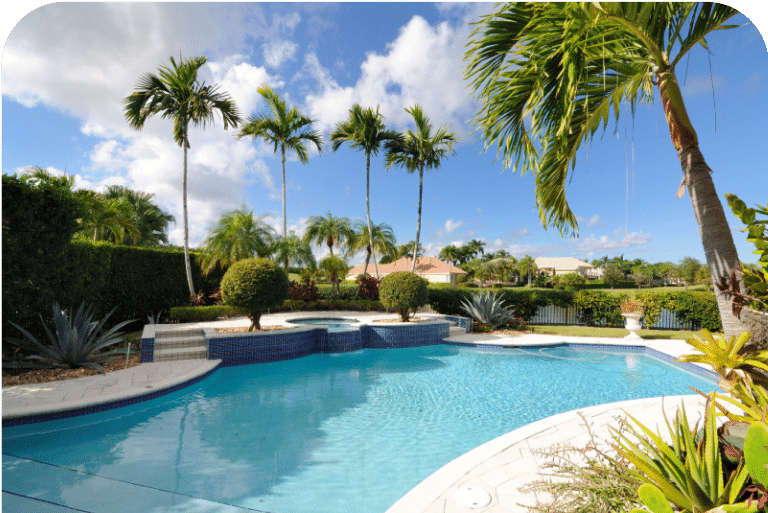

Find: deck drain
454;486;491;509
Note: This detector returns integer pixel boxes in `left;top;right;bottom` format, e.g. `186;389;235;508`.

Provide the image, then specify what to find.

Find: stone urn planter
622;313;643;340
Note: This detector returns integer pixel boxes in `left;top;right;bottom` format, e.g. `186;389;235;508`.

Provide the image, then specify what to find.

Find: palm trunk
182;134;195;298
658;69;747;338
366;152;379;278
412;166;423;273
281;143;288;272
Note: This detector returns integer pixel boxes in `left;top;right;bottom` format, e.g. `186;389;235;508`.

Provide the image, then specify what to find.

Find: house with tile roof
346;256;468;285
534;256;602;279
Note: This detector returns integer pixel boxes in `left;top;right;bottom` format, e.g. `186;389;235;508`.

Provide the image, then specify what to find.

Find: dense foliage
221;258;289;330
379;272;429;321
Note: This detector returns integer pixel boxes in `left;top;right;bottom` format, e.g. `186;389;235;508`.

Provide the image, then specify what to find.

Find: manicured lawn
528;324;707;340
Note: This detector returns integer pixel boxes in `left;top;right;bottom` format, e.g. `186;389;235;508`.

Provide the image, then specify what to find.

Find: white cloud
576;214;605;228
575;231;652;254
444;219;463;234
262;40;299;69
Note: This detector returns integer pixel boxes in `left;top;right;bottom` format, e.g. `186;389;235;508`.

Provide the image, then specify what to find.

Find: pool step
449;326;469;337
153;329;208;362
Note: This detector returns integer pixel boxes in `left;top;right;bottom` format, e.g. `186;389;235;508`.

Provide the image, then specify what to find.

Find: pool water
286;317;360;331
3;345;717;513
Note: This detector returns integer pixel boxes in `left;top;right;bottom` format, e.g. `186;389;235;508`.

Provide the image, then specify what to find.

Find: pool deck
2;312;714;513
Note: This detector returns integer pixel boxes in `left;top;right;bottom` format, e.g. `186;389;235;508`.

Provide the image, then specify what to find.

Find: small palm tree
104;186;175;247
77;190;140;244
239;85;323;267
319;255;350;298
271;231;316;272
386;105;456;273
331;104;401;278
303;211;354;258
200;207;275;276
124;55;240;297
346;220;397;277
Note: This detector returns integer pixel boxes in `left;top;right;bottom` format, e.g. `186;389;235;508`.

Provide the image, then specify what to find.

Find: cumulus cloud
576;214;605;229
575;231;652;254
444;219;463;234
262;40;299;68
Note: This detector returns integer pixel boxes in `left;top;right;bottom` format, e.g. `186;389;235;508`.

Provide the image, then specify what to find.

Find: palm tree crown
124;55;240;296
239;85;323;247
346;220;397;276
200;207;275;276
303;211;354;258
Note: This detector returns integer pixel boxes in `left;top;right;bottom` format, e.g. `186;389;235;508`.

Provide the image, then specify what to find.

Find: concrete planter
622;312;643;340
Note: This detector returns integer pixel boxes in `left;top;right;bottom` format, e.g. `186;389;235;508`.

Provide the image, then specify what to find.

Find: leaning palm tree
199;207;275;276
465;3;747;337
331;104;401;278
124;55;240;297
239;84;323;268
303;211;354;258
104;186;175;247
346;220;397;277
386;105;457;273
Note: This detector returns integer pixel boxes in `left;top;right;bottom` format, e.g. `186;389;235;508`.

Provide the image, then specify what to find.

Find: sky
2;2;767;268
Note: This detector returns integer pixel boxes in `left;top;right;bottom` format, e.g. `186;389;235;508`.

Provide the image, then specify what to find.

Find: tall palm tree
303;211;354;258
104;186;175;247
331;104;401;278
466;239;486;260
465;3;747;337
347;220;397;277
239;84;323;268
386;105;457;273
271;231;316;272
199;207;275;276
124;55;240;297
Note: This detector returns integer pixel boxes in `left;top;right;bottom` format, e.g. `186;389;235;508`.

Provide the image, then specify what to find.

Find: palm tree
319;255;350;298
104;186;175;247
199;207;275;276
346;220;397;277
77;191;140;244
466;239;486;260
386;105;457;273
239;84;323;267
516;255;537;287
465;3;747;337
439;245;462;266
304;211;354;258
271;231;316;272
331;104;401;278
124;55;240;297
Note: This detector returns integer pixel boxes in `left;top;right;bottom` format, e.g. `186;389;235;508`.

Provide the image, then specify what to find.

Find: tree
220;258;289;331
318;255;350;298
199;207;275;276
380;241;424;264
466;239;486;260
124;55;240;297
465;3;747;337
304;211;354;258
346;220;397;278
331;104;401;278
103;186;175;247
602;263;625;290
516;255;537;286
439;245;462;266
386;105;457;273
679;256;703;291
76;190;140;244
271;231;316;272
239;84;323;267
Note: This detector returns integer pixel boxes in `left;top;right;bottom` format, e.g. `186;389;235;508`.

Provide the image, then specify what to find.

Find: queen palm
347;220;397;277
465;3;747;337
124;55;240;296
331;104;401;278
199;207;275;276
239;85;323;268
303;211;354;258
386;105;457;273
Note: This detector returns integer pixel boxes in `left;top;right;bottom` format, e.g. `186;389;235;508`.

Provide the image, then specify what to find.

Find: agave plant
460;291;513;329
6;302;136;373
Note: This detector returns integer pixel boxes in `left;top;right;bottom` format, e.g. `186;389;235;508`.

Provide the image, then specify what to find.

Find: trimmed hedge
169;305;248;323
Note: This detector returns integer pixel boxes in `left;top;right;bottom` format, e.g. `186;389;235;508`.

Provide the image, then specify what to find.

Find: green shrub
221;258;289;330
169;305;248;323
379;272;429;321
573;290;624;326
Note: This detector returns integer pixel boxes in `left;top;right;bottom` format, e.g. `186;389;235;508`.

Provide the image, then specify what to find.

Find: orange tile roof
347;256;467;276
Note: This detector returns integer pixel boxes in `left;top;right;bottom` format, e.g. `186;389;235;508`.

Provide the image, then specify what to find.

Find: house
534;257;602;279
346;256;468;285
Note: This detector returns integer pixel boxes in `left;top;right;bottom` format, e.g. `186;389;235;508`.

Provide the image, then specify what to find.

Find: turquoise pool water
3;344;717;513
286;317;360;331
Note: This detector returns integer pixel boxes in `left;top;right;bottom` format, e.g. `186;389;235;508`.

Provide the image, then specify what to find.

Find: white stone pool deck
2;312;713;513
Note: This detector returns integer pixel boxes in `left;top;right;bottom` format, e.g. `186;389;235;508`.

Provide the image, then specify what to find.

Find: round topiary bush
220;258;289;330
379;271;429;321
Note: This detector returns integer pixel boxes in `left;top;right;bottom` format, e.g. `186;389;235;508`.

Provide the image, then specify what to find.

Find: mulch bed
2;355;142;387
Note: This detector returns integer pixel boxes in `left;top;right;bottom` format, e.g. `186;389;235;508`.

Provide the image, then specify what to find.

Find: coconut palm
124;55;240;297
304;211;354;258
271;231;316;272
200;207;275;276
239;85;323;265
386;105;457;273
347;220;397;277
465;2;747;337
331;104;401;278
103;186;175;247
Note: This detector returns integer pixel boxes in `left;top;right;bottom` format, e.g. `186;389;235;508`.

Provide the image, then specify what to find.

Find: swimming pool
2;344;717;513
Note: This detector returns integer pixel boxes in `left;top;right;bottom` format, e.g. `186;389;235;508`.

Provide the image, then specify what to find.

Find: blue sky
2;2;767;267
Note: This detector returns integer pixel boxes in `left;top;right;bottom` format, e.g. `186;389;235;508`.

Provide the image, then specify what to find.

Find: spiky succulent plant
460;291;514;329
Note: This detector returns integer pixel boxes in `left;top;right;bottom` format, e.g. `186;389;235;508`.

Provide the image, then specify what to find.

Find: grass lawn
528;324;706;340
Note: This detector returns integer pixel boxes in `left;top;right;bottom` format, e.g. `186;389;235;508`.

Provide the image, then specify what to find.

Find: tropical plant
270;231;316;272
124;55;240;297
346;220;397;278
516;255;537;287
220;258;289;330
318;255;350;298
199;207;275;276
603;263;627;290
5;302;136;373
304;211;354;258
379;271;429;321
386;104;456;273
465;2;747;339
460;291;513;329
331;104;401;278
76;190;140;244
238;84;323;266
103;186;175;247
439;245;463;266
679;257;703;291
